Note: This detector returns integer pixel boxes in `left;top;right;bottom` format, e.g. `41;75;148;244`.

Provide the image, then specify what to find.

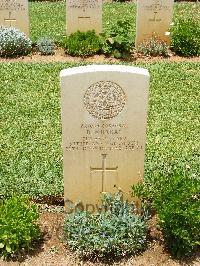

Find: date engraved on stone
83;81;126;120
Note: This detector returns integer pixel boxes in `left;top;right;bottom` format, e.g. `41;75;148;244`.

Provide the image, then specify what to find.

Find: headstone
135;0;174;47
66;0;102;35
60;65;149;213
0;0;29;36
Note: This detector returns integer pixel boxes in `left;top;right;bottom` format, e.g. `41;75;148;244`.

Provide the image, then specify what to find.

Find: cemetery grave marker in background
0;0;29;35
135;0;174;47
60;65;149;212
66;0;102;35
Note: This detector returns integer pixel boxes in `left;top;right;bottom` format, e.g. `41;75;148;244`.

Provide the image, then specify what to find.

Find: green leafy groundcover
154;173;200;257
64;192;147;258
0;62;199;198
133;172;200;257
0;196;40;258
172;3;200;56
64;30;101;56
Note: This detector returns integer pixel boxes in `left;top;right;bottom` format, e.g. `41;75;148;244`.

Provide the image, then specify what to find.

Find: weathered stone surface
0;0;29;35
135;0;174;47
66;0;102;35
60;65;149;212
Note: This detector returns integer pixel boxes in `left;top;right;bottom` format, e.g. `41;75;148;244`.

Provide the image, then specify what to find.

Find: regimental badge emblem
83;81;126;120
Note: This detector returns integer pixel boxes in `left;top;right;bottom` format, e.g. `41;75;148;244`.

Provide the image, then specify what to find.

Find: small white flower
165;32;170;36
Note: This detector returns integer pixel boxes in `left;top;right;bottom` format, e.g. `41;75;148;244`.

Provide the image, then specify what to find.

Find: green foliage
0;27;32;57
64;192;147;258
0;196;40;258
37;37;55;55
64;30;101;56
171;3;200;56
133;173;200;257
155;174;200;257
101;20;134;58
137;37;169;57
103;3;136;38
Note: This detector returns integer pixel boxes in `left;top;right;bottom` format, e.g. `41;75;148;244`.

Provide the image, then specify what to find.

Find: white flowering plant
0;26;32;57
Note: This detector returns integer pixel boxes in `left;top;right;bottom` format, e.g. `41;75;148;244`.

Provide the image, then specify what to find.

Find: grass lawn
0;62;199;199
29;2;198;43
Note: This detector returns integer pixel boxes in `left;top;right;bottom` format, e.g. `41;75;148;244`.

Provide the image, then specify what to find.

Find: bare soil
1;206;199;266
0;48;199;64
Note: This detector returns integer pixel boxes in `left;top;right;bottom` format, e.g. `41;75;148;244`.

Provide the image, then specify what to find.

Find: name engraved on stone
143;1;170;11
0;0;25;11
83;81;126;120
65;123;143;152
68;0;100;9
90;154;118;192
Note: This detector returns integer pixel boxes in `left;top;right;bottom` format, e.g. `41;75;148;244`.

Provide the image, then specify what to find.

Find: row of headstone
0;0;174;46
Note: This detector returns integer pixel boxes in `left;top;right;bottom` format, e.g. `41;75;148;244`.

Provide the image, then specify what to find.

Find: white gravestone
135;0;174;47
60;65;149;213
0;0;29;35
66;0;102;35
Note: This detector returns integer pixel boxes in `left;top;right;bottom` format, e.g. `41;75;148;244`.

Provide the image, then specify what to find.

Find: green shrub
64;192;147;259
133;173;200;257
101;20;134;58
64;30;100;57
137;36;169;57
0;27;32;57
171;4;200;56
37;37;55;55
0;196;41;259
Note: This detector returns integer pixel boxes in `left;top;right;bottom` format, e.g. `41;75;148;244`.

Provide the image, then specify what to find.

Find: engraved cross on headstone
78;16;90;19
149;11;158;22
149;11;161;22
4;12;16;27
90;154;118;192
